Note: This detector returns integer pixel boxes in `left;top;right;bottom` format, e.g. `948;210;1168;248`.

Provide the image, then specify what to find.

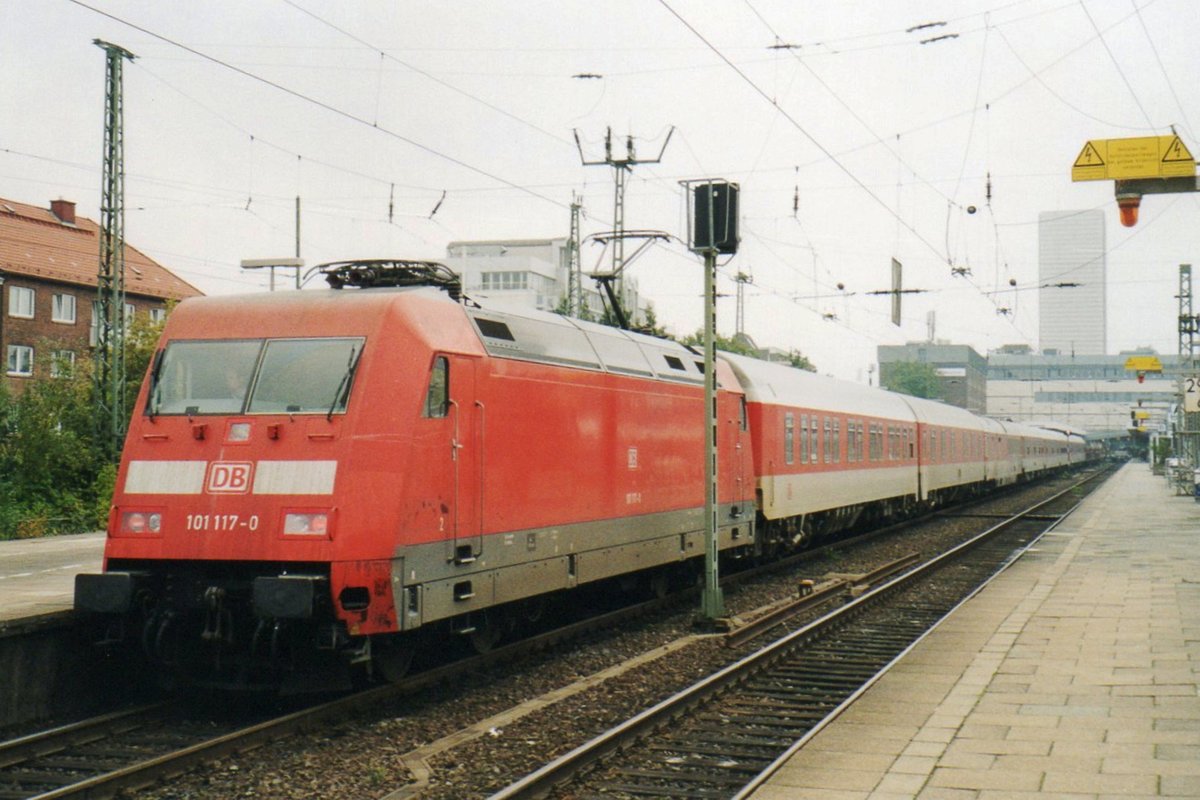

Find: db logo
206;462;253;494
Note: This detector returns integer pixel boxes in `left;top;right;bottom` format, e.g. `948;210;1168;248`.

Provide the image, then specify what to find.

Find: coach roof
722;352;915;421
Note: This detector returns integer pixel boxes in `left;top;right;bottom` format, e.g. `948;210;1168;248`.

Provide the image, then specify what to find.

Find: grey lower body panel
391;503;754;629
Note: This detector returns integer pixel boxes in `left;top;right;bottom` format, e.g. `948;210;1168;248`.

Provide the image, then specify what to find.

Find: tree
0;307;170;537
883;361;942;399
680;330;757;357
679;331;816;372
784;350;816;372
0;358;102;535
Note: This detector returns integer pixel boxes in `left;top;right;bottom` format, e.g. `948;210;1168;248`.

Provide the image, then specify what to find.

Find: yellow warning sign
1124;355;1163;373
1071;135;1195;181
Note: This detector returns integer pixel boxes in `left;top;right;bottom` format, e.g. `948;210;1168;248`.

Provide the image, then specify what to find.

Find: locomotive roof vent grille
316;259;463;300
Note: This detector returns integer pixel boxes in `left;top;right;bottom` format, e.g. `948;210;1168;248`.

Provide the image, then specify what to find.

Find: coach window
832;419;841;463
784;413;795;465
810;418;818;463
799;414;808;463
823;417;832;463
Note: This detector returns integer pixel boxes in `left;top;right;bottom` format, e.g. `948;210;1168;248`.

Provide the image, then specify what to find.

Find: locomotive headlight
283;512;330;536
120;510;163;533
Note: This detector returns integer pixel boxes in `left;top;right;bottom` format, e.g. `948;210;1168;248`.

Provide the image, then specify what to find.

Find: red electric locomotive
75;262;757;688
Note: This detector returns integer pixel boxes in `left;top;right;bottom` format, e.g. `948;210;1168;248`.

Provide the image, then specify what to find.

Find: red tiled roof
0;197;202;301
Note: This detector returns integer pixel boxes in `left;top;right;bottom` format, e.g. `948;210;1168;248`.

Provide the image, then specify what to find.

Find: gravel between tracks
134;473;1090;800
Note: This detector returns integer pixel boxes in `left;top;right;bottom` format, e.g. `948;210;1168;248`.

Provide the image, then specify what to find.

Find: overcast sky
3;0;1197;380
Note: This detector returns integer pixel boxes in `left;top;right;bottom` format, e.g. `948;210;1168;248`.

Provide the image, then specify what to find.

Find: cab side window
423;356;449;418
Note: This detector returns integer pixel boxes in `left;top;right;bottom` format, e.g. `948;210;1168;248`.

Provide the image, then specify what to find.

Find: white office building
1038;210;1106;355
444;238;645;322
986;347;1176;438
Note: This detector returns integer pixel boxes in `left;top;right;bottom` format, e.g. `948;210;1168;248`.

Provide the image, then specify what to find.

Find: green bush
0;310;167;538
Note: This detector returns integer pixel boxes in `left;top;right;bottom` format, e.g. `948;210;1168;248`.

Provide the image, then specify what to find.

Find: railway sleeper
648;741;778;761
682;726;794;746
600;782;731;799
769;662;879;677
727;694;843;709
614;767;754;786
744;676;866;692
699;712;820;730
718;703;835;720
653;753;774;772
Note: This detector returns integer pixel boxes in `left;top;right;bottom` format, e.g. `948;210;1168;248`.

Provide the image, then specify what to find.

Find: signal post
682;180;740;624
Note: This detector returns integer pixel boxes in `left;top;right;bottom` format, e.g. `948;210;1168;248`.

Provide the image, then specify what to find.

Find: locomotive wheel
373;636;415;683
468;612;503;654
519;597;546;625
647;571;670;599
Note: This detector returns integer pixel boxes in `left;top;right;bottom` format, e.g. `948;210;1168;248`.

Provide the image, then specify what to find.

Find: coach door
735;395;750;508
447;356;482;564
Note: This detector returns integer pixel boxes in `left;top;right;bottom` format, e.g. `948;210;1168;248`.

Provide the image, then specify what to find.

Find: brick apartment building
1;196;202;393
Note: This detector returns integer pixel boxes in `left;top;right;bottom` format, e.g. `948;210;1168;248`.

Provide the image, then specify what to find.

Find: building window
50;350;76;378
479;271;530;291
124;303;136;324
6;345;33;376
52;293;77;324
8;286;34;319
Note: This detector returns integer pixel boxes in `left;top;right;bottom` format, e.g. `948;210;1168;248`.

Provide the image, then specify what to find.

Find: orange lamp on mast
1116;192;1141;227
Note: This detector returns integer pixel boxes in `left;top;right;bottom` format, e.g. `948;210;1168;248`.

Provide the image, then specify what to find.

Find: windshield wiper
327;346;362;421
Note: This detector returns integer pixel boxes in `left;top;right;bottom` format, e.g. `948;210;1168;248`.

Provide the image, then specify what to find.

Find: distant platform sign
1071;135;1195;181
1186;376;1200;414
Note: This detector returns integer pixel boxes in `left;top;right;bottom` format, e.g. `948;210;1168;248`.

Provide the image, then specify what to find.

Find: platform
0;532;104;625
745;462;1200;799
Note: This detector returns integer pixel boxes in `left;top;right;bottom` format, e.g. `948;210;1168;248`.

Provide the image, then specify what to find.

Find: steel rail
0;704;164;769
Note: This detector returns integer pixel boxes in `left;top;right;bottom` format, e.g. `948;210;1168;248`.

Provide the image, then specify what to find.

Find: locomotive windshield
148;337;364;416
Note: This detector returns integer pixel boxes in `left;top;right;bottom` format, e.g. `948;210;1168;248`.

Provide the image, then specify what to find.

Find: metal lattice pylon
94;40;135;459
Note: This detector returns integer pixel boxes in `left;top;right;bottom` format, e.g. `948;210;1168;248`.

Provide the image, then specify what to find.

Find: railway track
487;467;1113;800
0;560;737;800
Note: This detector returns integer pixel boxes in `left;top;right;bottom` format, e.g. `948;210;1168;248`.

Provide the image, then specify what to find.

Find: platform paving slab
0;531;104;622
